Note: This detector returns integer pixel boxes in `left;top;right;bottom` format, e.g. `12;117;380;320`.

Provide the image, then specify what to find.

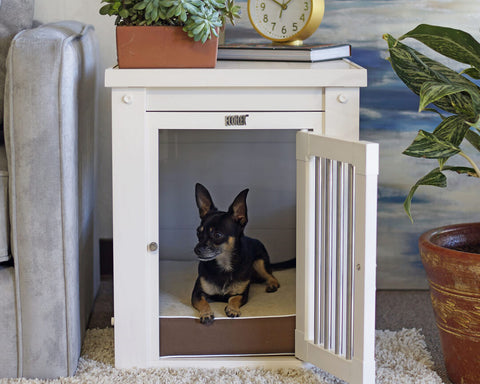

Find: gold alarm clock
247;0;324;44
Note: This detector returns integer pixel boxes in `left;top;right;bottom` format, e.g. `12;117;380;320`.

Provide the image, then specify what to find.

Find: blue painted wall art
225;0;480;289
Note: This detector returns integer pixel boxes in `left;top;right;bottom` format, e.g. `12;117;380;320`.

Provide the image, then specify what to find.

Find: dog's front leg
192;278;215;325
192;294;215;325
225;295;243;318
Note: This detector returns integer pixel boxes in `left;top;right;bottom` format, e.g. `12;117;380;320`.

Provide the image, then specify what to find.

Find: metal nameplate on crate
225;114;249;127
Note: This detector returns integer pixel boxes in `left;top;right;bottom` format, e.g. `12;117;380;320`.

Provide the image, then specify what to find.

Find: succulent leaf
99;0;238;41
133;2;147;10
99;4;111;14
119;8;130;18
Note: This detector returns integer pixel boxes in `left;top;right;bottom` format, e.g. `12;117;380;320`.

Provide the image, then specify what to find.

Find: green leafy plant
383;24;480;221
99;0;240;43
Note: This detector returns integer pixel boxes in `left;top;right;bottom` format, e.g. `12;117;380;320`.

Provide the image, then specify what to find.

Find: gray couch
0;0;99;379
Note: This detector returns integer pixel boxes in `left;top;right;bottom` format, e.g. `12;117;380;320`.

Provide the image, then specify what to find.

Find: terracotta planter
116;26;218;69
419;222;480;384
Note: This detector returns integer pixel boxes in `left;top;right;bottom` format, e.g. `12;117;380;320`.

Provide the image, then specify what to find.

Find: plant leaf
133;2;147;10
419;81;480;116
384;34;479;116
404;168;447;222
465;129;480;151
422;108;446;119
401;24;480;71
442;165;478;177
403;129;461;159
183;2;199;14
192;23;205;35
166;6;176;18
463;67;480;80
433;115;471;147
431;115;471;168
119;8;130;18
99;4;111;15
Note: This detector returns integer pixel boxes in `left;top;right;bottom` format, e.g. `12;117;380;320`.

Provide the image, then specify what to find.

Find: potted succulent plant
384;24;480;384
99;0;240;68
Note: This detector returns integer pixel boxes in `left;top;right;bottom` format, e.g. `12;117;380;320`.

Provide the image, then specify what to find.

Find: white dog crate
106;60;378;384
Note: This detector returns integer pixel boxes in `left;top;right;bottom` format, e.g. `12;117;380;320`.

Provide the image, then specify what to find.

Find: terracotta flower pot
419;222;480;384
116;26;218;69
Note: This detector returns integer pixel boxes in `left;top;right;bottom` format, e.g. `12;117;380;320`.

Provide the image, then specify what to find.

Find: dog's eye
212;231;224;240
197;226;203;235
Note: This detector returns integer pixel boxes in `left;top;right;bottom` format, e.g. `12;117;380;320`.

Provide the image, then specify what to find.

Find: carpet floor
376;291;450;384
0;327;442;383
88;278;451;383
1;277;450;383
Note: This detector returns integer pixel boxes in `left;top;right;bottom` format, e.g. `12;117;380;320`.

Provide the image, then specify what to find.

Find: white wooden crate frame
107;60;378;384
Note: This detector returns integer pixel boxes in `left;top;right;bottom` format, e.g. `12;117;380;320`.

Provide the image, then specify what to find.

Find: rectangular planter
116;26;218;69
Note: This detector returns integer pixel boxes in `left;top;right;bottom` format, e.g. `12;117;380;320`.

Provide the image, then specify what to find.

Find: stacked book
217;43;351;63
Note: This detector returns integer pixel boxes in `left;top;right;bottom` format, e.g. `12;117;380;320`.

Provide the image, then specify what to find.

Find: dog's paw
199;311;215;325
266;278;280;293
225;305;241;318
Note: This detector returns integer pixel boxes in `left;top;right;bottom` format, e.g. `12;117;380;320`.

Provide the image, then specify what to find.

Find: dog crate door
295;131;378;384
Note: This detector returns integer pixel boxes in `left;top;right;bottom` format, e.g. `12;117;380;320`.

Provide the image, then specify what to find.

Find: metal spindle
342;163;351;355
314;157;321;345
320;158;327;346
323;158;333;350
346;163;356;360
335;161;345;355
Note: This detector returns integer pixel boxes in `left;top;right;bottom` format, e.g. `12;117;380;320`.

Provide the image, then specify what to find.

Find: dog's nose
194;244;203;256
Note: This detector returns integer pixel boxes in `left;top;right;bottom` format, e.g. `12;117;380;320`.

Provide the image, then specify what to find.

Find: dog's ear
195;183;216;219
228;189;249;226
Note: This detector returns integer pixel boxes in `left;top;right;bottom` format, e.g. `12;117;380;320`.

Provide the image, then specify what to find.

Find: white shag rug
0;328;443;384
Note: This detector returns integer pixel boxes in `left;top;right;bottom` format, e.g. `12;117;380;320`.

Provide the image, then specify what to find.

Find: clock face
247;0;324;42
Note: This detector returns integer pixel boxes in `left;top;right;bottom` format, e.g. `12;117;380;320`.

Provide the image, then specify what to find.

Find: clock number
260;2;265;10
300;13;305;21
304;2;309;10
281;25;287;34
292;22;298;31
263;14;268;22
271;22;276;31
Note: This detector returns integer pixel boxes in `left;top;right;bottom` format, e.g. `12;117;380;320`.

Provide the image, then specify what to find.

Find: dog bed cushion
159;260;295;356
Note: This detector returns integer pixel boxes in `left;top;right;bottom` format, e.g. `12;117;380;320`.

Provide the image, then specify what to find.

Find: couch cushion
0;0;34;126
0;144;8;262
0;264;17;377
5;20;98;378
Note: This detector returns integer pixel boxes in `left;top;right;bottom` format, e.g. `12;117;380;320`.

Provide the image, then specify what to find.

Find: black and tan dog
191;183;280;325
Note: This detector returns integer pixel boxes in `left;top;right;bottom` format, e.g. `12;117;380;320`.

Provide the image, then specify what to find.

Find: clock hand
269;0;284;7
279;0;287;18
279;0;292;17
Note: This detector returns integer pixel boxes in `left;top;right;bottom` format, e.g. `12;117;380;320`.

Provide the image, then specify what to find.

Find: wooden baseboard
100;238;113;276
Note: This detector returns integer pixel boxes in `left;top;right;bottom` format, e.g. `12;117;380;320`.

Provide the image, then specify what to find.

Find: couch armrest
4;21;98;378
